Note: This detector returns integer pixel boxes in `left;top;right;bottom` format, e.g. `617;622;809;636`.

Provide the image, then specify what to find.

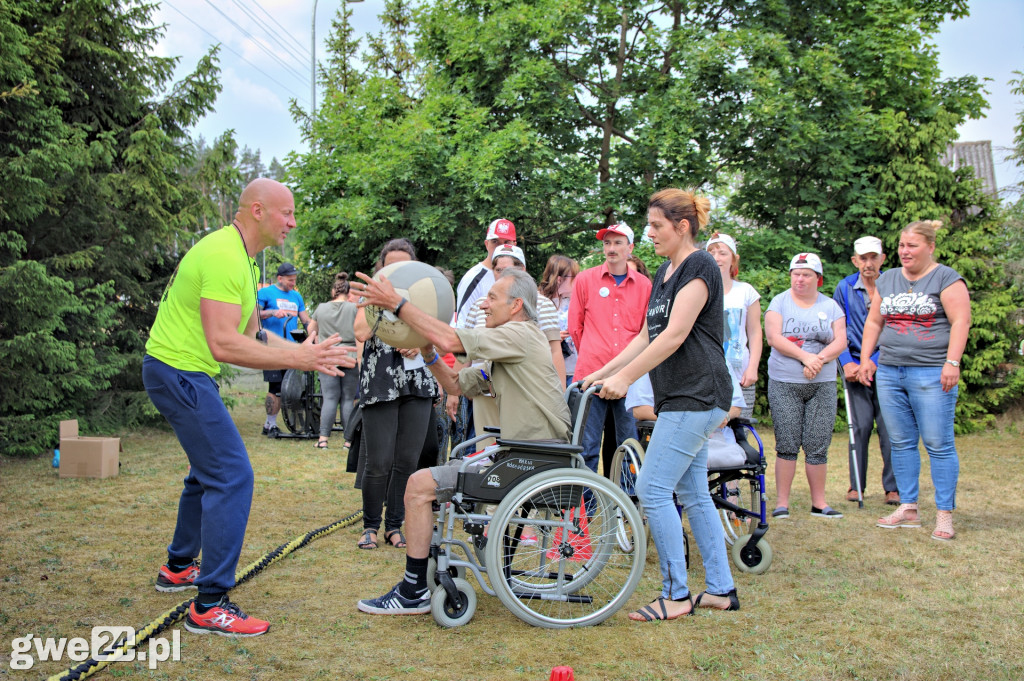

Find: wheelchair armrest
636;420;656;430
450;433;497;460
482;426;500;434
729;417;758;427
493;438;583;457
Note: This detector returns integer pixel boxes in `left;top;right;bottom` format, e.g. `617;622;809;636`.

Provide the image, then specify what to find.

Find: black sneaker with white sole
357;582;430;615
810;506;843;518
771;507;789;519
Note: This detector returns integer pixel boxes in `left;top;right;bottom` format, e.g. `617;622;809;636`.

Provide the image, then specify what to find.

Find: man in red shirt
569;223;652;474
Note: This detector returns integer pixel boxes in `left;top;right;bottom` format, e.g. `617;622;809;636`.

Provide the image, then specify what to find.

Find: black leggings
361;395;432;532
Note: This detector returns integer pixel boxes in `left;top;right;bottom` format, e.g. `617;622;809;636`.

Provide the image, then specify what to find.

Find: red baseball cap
596;223;634;244
486;218;516;241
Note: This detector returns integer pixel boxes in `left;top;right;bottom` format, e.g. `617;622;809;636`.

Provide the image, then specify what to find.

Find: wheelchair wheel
426;554;467;592
730;534;773;574
484;469;645;628
430;577;477;627
607;439;644;492
609;439;650;543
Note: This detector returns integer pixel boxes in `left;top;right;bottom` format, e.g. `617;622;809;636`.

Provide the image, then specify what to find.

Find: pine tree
0;0;222;455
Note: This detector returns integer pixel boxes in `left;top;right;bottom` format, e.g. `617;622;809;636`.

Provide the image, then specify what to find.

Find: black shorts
264;369;285;394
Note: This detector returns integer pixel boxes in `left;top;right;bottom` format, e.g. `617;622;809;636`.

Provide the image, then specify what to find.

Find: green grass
2;374;1023;680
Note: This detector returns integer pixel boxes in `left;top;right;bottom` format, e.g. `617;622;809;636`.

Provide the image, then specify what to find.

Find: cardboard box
59;420;120;479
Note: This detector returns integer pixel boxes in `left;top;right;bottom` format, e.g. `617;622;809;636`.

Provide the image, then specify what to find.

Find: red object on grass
545;499;592;562
549;666;575;681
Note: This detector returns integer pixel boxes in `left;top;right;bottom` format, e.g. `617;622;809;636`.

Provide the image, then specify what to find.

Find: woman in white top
706;233;762;419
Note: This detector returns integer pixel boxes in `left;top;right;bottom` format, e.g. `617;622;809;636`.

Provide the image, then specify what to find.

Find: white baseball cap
705;233;738;255
596;223;634;244
491;244;526;267
789;252;824;286
486;218;516;241
853;236;883;255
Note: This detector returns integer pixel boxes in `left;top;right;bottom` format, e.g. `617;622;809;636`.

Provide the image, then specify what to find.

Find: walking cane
842;379;864;508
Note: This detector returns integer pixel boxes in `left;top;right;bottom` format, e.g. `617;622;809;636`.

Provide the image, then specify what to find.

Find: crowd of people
144;178;972;636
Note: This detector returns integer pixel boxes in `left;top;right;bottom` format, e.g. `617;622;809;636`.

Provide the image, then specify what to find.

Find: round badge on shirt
599;287;610;298
818;311;828;321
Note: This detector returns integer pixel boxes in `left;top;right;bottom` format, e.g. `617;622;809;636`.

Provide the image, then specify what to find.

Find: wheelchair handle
564;381;603;447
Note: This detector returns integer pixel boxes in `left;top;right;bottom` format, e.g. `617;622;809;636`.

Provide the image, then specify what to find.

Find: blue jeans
875;364;959;511
143;355;254;594
580;395;637;474
635;407;733;600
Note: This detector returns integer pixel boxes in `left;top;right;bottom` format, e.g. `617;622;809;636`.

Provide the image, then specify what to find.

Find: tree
290;0;1020;427
0;0;221;455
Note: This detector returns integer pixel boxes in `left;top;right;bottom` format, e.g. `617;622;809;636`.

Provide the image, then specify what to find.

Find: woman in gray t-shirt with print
858;220;971;542
765;253;847;520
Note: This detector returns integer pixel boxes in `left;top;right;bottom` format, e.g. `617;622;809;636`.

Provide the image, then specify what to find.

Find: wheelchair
608;417;773;575
426;384;647;628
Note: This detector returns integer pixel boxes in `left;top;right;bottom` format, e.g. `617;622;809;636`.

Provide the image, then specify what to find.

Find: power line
228;0;311;67
242;0;313;62
201;0;310;84
161;0;311;108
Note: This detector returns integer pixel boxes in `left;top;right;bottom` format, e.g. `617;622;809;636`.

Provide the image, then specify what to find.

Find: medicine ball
365;261;455;349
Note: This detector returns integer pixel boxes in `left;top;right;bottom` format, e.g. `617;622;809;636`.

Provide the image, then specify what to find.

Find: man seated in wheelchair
352;268;571;615
625;372;748;469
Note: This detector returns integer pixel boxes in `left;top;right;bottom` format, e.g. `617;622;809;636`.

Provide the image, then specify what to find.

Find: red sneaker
184;598;270;637
155;562;200;592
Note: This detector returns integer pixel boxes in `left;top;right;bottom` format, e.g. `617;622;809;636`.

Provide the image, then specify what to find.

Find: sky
151;0;1024;194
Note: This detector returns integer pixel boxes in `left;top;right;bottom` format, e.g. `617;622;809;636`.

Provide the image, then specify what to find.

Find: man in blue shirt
833;236;898;505
257;262;311;436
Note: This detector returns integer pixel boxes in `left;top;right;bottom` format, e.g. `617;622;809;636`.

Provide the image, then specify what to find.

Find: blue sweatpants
143;355;254;594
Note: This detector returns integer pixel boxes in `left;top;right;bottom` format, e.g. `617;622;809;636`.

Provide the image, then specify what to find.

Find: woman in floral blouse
353;239;438;550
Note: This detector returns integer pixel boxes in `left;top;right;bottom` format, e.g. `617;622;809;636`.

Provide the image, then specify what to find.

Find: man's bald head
239;178;292;213
234;178;296;253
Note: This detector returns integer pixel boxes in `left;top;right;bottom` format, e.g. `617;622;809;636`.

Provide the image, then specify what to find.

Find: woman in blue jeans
858;220;971;541
584;188;738;620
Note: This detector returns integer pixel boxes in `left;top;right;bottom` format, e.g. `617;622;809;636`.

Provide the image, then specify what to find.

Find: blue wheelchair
608;417;773;574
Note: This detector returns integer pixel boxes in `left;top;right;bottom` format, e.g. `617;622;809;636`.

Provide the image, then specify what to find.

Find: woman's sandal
877;504;920;529
932;510;956;541
628;594;694;622
694;589;740;611
314;439;329;449
384;529;406;549
357;529;378;550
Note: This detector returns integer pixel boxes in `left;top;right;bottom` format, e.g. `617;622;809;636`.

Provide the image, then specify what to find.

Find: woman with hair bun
584;188;739;620
858;220;971;541
308;272;360;449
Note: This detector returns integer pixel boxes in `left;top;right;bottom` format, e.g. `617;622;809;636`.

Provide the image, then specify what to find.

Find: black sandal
384;529;406;549
357;529;378;550
694;589;740;611
627;594;693;621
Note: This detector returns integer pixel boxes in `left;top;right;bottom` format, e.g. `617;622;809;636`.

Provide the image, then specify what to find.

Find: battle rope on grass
46;509;363;681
